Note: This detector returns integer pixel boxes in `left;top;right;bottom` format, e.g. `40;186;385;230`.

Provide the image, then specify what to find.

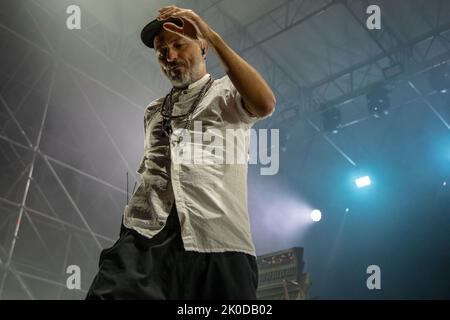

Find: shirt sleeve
222;75;274;125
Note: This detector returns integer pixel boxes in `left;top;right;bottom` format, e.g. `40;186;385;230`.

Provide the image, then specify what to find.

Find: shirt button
159;221;164;226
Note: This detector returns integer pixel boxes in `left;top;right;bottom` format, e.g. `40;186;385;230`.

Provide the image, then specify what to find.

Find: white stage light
310;209;322;222
355;176;371;188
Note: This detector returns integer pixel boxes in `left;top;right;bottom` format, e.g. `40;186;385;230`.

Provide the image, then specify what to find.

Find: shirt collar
188;73;210;90
174;73;210;92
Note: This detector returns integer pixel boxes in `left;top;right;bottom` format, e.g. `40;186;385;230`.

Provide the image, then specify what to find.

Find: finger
158;7;179;18
160;7;178;15
171;9;193;17
157;11;178;21
171;10;198;24
158;11;179;20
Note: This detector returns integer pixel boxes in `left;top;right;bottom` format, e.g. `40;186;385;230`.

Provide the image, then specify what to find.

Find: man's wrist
206;30;224;50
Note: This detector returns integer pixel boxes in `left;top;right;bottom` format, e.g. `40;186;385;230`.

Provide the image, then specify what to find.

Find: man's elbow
259;96;276;117
244;95;276;118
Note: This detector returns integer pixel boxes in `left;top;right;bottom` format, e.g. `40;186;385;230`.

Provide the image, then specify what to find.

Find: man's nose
166;48;178;62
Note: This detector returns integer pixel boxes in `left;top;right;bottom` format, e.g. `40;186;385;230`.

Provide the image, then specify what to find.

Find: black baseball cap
141;17;184;49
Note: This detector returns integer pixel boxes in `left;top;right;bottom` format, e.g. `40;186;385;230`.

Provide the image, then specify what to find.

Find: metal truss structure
0;0;449;299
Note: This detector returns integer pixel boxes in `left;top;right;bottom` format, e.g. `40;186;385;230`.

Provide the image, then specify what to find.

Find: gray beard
165;68;191;88
162;56;204;88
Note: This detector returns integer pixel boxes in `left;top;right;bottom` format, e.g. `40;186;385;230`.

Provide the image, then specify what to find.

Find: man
86;6;276;300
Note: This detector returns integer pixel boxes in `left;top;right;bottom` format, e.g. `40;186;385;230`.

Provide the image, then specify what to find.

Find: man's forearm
207;31;276;117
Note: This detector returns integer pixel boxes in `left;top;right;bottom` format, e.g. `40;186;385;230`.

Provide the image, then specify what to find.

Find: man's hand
157;6;215;41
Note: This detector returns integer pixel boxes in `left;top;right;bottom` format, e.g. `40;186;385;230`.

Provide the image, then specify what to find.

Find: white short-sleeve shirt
123;73;273;256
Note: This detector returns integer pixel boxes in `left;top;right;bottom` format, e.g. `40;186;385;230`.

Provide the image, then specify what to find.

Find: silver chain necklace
160;76;214;143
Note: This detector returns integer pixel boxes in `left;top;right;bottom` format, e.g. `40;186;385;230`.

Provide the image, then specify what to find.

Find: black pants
86;204;259;300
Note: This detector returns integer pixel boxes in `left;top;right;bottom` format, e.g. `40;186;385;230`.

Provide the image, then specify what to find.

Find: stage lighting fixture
355;176;371;188
367;87;390;118
310;209;322;222
322;107;342;134
429;63;450;93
